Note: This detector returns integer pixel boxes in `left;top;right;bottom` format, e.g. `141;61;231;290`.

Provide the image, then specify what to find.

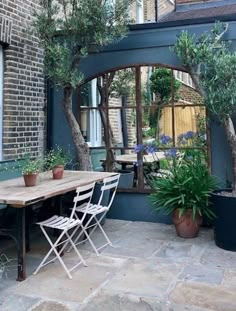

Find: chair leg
33;227;73;279
65;232;87;267
96;218;112;247
71;214;112;256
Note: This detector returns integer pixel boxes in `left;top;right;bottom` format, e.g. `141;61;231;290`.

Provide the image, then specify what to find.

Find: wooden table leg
16;207;26;281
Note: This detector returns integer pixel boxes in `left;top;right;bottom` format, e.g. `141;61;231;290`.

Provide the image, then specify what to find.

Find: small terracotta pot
23;173;38;187
172;209;202;238
52;165;64;179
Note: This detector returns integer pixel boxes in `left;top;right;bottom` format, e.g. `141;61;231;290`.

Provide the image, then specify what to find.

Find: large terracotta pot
23;173;38;187
172;209;202;238
52;165;64;179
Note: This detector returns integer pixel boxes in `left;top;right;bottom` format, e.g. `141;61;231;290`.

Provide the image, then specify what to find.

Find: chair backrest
98;174;120;210
70;182;95;222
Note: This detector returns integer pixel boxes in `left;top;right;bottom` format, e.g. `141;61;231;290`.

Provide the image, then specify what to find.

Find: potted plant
46;146;70;179
149;151;216;238
173;22;236;249
20;157;43;187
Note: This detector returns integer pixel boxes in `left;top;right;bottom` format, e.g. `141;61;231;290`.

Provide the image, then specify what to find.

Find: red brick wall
0;0;46;160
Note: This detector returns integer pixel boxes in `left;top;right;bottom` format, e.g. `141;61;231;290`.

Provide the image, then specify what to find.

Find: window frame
0;46;3;161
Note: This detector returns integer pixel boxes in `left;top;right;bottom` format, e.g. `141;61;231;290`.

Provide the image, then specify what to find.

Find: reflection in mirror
77;66;207;191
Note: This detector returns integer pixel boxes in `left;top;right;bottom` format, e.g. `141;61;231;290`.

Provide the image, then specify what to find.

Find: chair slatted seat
33;182;95;279
68;174;120;256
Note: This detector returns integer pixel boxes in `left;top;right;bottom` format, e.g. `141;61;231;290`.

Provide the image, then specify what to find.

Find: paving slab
28;300;81;311
169;281;236;311
13;254;127;303
0;293;40;311
178;264;223;284
1;220;236;311
79;290;213;311
153;241;203;263
103;236;164;258
222;270;236;289
103;257;181;298
201;247;236;269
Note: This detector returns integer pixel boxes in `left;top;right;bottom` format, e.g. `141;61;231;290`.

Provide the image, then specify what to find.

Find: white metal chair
68;174;120;256
33;182;95;279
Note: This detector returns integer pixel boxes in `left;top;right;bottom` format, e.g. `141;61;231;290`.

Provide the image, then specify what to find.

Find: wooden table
0;170;117;281
114;152;165;168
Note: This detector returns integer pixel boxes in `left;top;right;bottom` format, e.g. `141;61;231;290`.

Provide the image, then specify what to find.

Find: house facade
0;0;46;163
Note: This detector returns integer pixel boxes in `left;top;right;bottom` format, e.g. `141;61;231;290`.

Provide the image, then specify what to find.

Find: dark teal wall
79;21;236;80
48;19;236;190
107;192;172;224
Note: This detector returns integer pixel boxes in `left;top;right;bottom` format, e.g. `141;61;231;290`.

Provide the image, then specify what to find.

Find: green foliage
46;146;71;169
33;0;132;88
150;153;217;221
149;68;181;102
110;68;135;97
20;157;44;175
173;22;236;120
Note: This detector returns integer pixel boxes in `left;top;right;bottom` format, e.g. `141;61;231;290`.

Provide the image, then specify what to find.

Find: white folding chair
68;174;120;256
33;182;95;279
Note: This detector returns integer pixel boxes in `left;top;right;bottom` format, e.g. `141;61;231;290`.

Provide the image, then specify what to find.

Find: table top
113;152;165;164
0;170;117;207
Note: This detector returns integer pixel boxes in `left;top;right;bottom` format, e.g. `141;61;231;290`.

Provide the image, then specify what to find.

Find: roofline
129;14;236;31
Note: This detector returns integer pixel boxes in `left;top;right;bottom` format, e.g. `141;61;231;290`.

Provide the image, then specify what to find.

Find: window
0;46;3;160
79;79;102;147
136;0;144;23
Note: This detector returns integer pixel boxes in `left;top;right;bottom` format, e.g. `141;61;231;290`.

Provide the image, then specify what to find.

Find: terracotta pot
23;173;38;187
52;165;64;179
172;209;202;238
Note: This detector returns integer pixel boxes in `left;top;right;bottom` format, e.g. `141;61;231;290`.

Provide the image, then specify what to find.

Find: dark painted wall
49;20;236;189
79;21;236;80
107;192;172;224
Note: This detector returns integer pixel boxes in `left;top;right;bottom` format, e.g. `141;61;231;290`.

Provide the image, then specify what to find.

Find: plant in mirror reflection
134;131;209;186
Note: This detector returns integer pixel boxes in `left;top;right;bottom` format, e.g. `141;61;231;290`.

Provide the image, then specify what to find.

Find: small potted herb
46;146;70;179
20;157;43;187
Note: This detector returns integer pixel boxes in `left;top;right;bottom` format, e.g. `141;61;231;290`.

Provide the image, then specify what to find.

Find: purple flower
160;134;172;145
146;145;157;154
184;131;195;140
134;144;145;153
165;148;177;158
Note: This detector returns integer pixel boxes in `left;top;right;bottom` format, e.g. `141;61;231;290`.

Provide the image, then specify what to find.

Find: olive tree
33;0;131;170
173;22;236;194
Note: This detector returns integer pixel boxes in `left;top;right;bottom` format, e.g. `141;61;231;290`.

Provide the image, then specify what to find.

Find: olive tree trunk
97;74;117;172
62;87;92;171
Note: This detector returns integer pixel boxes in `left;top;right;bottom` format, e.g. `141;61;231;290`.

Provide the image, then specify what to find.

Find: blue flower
160;134;172;145
146;145;157;154
184;131;195;140
164;148;177;158
134;144;145;153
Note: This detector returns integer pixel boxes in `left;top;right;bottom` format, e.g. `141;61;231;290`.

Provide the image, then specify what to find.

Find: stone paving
1;219;236;311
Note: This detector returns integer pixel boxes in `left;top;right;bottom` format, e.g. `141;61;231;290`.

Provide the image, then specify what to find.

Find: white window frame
0;46;3;160
136;0;144;23
87;79;102;147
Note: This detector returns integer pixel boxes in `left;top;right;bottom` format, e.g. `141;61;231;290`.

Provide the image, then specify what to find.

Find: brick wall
179;84;203;105
130;0;174;23
0;0;46;160
158;0;174;20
